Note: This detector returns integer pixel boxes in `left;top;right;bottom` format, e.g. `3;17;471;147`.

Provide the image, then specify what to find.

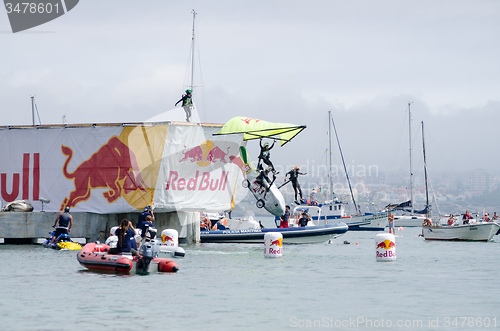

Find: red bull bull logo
178;140;233;167
162;234;173;243
270;238;283;247
59;136;148;210
376;240;395;250
240;118;260;124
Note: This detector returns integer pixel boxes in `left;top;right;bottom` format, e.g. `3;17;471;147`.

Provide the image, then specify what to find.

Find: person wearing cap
136;206;154;228
175;89;193;122
258;138;277;174
50;206;73;244
284;165;307;205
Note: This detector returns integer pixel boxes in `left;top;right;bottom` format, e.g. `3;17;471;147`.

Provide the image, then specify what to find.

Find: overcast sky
1;0;499;177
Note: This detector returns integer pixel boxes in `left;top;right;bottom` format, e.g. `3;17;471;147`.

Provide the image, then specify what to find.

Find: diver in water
50;207;73;244
175;89;193;122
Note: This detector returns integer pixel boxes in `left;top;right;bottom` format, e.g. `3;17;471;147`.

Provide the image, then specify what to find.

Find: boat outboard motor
148;239;161;257
136;242;154;273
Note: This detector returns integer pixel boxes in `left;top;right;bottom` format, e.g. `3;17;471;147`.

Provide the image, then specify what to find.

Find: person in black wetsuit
175;89;193;122
50;206;73;244
258;138;277;174
284;165;307;205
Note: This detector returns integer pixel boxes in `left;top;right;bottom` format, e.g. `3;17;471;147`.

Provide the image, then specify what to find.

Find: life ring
422;218;432;227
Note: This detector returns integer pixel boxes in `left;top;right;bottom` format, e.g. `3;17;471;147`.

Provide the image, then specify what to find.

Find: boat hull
393;215;426;227
200;223;348;244
77;243;179;273
422;222;500;241
326;213;388;231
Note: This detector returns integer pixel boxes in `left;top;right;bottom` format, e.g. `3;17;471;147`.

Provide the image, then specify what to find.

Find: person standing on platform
175;89;193;122
388;211;395;234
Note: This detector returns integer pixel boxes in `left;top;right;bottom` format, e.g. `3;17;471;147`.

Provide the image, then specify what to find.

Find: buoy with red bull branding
161;229;178;247
158;229;185;258
375;233;396;262
264;232;282;258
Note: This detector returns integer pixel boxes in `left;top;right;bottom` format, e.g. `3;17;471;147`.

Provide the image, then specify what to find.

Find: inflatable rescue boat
77;242;179;274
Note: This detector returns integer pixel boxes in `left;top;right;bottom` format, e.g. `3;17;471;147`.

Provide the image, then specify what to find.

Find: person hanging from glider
174;89;193;122
258;138;278;175
282;165;307;205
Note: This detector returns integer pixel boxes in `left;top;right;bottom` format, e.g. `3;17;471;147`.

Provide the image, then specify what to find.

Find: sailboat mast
31;96;35;126
331;116;359;214
328;110;333;201
421;121;430;217
408;101;414;214
190;9;197;91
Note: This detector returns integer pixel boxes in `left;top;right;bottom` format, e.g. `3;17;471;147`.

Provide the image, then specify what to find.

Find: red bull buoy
264;232;282;258
375;233;396;262
161;229;178;247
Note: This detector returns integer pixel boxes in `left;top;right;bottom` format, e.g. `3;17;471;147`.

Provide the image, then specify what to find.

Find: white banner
155;125;242;212
0;123;243;214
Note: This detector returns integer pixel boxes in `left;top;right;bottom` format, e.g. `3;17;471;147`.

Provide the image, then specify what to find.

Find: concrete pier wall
0;211;200;244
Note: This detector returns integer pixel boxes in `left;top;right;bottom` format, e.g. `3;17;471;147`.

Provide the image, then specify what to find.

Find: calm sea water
1;218;499;331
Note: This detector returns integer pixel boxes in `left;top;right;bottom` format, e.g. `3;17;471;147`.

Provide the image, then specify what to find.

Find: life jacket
58;212;71;228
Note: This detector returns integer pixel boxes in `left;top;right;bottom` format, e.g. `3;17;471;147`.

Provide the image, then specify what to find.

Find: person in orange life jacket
136;206;154;228
108;219;138;256
279;205;291;228
258;138;277;174
50;206;73;244
284;165;307;205
463;210;472;224
175;89;193;122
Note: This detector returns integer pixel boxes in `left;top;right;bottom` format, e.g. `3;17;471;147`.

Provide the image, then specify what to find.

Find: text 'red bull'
166;171;229;191
60;136;148;210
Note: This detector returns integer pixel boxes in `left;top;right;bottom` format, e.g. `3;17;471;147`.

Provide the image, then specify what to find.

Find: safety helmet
185;89;192;94
64;207;70;212
264;142;269;147
144;206;151;212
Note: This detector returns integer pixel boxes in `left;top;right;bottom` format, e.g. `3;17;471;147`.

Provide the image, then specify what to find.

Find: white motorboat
200;208;348;244
422;220;500;241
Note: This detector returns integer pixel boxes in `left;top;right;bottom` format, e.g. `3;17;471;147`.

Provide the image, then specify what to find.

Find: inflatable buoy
375;233;396;262
264;232;282;258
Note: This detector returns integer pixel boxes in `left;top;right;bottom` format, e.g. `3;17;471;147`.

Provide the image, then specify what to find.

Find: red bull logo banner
156;125;243;212
0;123;242;213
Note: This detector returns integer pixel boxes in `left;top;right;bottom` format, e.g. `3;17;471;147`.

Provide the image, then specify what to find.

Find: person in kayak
50;206;73;244
284;165;307;205
258;138;277;174
109;219;138;256
175;89;193;122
